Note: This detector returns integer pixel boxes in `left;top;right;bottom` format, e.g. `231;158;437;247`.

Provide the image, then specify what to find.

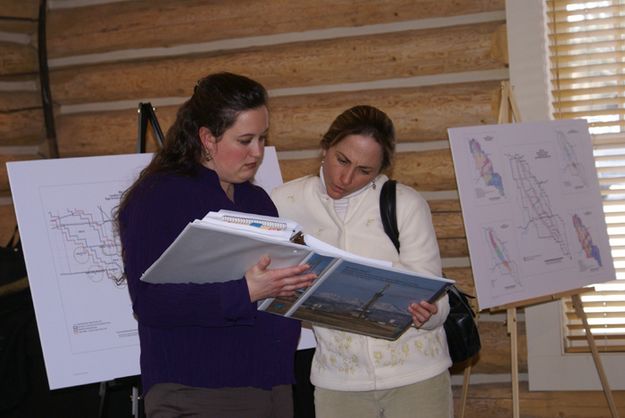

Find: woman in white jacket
271;105;453;418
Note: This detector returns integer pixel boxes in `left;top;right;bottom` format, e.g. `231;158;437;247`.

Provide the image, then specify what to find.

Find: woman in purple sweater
117;72;315;418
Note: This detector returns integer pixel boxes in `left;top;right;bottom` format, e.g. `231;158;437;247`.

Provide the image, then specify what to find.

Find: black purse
444;285;481;363
379;180;481;363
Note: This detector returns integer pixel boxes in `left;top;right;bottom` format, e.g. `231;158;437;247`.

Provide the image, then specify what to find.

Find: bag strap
379;180;400;253
447;283;477;317
379;181;454;283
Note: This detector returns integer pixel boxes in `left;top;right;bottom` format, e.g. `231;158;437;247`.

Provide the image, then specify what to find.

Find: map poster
448;120;615;310
6;148;305;389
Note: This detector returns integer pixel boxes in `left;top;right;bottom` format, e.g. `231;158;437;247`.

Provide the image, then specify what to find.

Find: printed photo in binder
258;254;452;341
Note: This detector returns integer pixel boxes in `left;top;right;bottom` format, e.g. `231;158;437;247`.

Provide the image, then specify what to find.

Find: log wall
1;0;623;416
0;0;42;236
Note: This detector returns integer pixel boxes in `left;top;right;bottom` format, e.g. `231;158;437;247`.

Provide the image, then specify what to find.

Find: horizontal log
0;78;44;149
55;81;501;156
0;108;44;143
56;108;168;157
0;0;38;20
393;150;457;191
50;21;507;105
432;211;465;239
271;81;501;149
0;20;36;34
0;41;38;76
452;382;625;418
0;90;40;112
428;199;462;213
438;238;469;258
0;73;37;84
280;158;324;182
47;0;504;58
0;202;17;244
433;203;470;254
0;136;45;148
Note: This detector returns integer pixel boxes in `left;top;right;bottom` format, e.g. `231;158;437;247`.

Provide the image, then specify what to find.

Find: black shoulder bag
379;180;481;363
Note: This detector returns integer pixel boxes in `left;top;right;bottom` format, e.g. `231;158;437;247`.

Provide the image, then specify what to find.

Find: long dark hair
320;105;395;171
117;72;268;217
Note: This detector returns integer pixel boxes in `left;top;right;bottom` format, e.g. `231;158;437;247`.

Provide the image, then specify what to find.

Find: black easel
137;102;165;153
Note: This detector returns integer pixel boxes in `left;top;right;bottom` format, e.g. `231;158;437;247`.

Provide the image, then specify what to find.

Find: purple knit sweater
119;165;300;395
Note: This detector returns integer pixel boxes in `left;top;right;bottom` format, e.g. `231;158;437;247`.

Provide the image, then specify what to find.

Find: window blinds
547;0;625;353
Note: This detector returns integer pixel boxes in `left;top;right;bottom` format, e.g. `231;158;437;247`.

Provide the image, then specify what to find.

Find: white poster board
7;147;313;390
448;120;615;309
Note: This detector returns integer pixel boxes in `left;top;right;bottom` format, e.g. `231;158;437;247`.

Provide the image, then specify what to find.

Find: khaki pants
144;383;293;418
314;371;452;418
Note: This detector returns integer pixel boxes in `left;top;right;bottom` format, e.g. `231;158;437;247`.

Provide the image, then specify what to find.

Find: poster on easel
6;147;302;390
448;119;615;310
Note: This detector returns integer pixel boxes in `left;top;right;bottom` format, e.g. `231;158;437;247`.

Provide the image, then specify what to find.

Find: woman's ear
199;127;216;155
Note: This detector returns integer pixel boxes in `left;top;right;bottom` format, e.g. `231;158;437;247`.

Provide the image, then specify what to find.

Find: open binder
140;210;453;340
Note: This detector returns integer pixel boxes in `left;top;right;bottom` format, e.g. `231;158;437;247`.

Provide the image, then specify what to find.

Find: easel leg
498;81;522;125
507;308;520;418
498;81;523;418
98;381;108;418
498;83;510;124
132;386;140;418
458;365;471;418
571;294;620;418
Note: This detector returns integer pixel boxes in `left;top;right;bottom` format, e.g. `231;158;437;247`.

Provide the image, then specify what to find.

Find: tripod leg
98;381;108;418
458;365;471;418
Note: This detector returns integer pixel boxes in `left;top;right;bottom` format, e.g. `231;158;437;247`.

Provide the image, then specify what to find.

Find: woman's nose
250;139;263;157
339;169;354;185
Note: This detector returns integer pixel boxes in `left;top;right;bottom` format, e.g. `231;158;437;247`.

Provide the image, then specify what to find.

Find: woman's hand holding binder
245;255;316;302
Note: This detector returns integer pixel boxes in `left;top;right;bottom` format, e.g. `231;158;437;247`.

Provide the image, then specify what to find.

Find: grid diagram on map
40;182;137;354
506;147;573;271
47;201;122;285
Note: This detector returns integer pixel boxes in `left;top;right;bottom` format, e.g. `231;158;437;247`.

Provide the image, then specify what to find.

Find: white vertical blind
547;0;625;353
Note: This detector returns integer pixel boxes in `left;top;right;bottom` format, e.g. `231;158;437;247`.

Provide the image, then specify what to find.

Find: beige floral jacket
271;174;451;391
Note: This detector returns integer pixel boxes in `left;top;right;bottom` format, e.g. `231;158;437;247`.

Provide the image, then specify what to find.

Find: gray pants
144;383;293;418
314;371;452;418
